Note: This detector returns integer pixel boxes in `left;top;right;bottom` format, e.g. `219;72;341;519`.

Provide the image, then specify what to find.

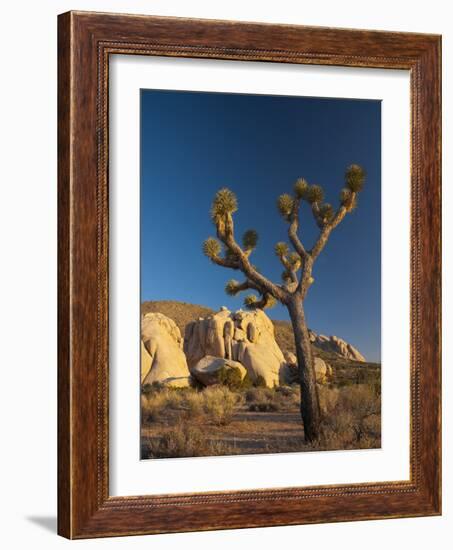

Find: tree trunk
287;297;321;442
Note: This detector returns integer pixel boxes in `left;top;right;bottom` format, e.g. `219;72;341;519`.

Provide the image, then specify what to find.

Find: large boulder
141;312;191;387
314;357;333;384
184;308;286;387
282;351;332;385
191;355;247;386
309;331;366;362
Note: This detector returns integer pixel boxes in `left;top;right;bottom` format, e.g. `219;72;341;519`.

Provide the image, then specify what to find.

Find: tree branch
218;213;288;303
278;253;299;286
226;278;261;295
310;203;324;229
288;198;309;260
210;255;240;270
245;292;276;310
310;202;350;260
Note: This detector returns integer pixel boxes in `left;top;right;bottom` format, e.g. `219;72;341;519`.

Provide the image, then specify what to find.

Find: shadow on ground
26;516;57;534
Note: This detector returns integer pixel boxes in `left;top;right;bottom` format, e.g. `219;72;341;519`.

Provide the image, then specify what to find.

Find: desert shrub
141;385;244;426
245;387;271;403
370;379;381;398
337;384;380;417
189;376;205;391
202;386;242;426
319;410;357;449
355;367;381;389
244;385;300;412
338;384;380;445
140;386;189;422
141;394;161;422
336;379;356;389
218;366;244;390
360;413;381;444
142;382;189;398
247;387;279;412
142;424;233;458
249;402;280;412
239;373;254;390
254;375;267;388
182;391;205;420
275;384;300;407
318;385;340;416
141;389;184;422
314;384;381;450
141;383;155;394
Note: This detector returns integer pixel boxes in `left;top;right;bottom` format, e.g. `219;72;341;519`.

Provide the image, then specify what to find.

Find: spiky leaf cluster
277;194;294;219
294;178;309;199
306;184;324;204
265;295;277;309
242;229;258;250
244;294;258;309
345;164;366;193
203;237;221;259
288;252;301;269
225;279;241;296
274;241;290;258
210;188;238;222
319;203;334;223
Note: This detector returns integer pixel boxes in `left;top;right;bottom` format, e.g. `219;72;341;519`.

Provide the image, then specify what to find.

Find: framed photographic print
58;11;441;538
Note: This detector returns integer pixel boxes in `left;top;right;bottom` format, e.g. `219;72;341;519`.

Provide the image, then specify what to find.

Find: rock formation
309;331;366;362
140;305;365;389
191;356;247;386
283;351;333;384
141;312;191;387
314;357;333;383
184;307;286;387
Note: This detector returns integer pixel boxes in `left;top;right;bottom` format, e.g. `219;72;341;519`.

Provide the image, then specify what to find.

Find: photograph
139;89;382;459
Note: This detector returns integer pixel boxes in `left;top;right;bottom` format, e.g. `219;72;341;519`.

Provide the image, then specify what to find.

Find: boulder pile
309;331;366;362
184;307;286;387
139;307;368;389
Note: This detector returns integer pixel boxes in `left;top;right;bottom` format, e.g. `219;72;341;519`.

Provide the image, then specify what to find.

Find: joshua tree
203;164;366;442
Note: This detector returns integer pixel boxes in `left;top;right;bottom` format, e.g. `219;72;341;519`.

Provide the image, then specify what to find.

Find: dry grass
141;389;183;422
142;423;232;458
141;385;243;426
141;381;381;459
141;386;244;458
245;385;300;412
313;384;381;450
202;386;242;425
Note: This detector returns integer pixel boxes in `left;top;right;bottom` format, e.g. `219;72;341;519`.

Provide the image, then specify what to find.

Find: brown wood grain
57;10;441;539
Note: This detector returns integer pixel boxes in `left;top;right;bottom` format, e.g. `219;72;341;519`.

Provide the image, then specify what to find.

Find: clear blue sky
140;90;381;362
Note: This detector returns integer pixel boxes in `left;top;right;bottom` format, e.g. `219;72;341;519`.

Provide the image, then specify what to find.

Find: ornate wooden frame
58;11;441;539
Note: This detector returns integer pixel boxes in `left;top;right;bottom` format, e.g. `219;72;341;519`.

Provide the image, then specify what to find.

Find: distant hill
272;319;298;356
141;300;214;336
